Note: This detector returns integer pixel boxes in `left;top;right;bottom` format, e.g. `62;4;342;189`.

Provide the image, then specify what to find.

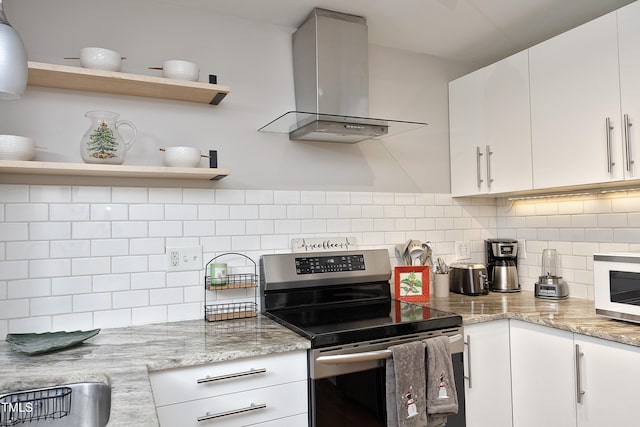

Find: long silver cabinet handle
476;146;484;188
606;117;615;173
197;403;267;422
197;368;266;384
624;114;634;172
464;335;472;389
575;344;585;404
485;145;494;189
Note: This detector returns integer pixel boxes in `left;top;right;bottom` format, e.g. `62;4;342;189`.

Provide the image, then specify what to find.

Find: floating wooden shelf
0;160;230;181
27;61;230;105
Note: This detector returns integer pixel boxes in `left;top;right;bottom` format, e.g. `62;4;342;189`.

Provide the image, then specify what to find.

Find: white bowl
80;47;122;72
163;146;201;168
162;60;199;81
0;135;35;160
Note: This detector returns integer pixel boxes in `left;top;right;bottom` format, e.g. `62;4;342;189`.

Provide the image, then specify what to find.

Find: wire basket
205;302;258;322
205;273;257;290
0;386;71;426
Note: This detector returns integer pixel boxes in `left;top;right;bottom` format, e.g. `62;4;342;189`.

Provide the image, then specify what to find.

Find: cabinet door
618;1;640;180
574;334;640;427
510;321;576;427
530;12;622;189
449;51;532;196
464;320;512;427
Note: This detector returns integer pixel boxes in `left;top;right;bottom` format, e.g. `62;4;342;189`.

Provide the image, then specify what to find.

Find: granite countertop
2;291;639;426
424;290;640;347
0;315;310;426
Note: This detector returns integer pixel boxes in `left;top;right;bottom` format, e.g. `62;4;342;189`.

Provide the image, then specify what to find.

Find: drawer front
156;380;308;427
150;350;307;406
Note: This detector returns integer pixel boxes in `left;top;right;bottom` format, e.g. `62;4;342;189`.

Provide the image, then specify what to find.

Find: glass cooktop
265;299;461;348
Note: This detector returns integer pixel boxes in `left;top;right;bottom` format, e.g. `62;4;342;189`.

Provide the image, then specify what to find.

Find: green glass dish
5;329;101;355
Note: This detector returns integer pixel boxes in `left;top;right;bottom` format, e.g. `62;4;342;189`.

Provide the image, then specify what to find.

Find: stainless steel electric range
260;249;466;427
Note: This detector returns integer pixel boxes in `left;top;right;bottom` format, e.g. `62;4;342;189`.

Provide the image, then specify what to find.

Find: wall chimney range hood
258;8;427;143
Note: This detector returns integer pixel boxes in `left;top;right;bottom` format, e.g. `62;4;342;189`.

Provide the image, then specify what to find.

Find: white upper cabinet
618;1;640;180
529;12;622;189
449;51;532;196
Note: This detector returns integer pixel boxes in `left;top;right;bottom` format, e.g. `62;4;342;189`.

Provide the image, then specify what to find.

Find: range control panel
295;254;366;274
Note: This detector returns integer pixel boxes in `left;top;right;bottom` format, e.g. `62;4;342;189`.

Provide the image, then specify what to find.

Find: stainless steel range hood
258;8;427;143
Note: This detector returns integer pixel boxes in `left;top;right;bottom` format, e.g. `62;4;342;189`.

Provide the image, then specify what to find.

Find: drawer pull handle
197;402;267;422
197;368;267;384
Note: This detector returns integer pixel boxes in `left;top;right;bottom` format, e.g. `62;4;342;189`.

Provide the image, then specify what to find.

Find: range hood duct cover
258;8;426;143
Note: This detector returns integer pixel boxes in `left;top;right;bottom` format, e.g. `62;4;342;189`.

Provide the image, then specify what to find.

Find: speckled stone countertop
0;316;310;426
423;290;640;347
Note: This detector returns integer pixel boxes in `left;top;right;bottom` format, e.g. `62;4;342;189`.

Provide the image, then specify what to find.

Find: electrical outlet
167;246;203;272
455;240;471;260
518;239;527;259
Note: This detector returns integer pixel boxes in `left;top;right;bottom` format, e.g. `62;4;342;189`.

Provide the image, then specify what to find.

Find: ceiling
157;0;635;67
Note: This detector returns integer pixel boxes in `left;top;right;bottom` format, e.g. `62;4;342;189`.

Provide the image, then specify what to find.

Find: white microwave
594;252;640;323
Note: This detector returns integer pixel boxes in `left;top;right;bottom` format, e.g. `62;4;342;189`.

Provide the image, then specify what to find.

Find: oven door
309;330;466;427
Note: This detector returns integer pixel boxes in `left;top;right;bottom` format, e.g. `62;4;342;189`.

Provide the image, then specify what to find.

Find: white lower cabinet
463;320;512;427
509;320;640;427
574;334;640;427
509;320;576;427
149;350;308;427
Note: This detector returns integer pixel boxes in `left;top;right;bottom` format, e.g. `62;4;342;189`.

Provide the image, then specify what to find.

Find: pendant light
0;0;27;100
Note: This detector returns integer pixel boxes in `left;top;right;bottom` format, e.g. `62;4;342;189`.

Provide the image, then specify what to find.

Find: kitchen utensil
0;134;35;160
150;60;199;81
535;249;569;299
162;146;203;168
80;110;137;165
449;262;489;295
74;47;124;71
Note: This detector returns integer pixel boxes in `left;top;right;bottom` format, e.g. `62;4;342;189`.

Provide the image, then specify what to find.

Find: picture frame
394;266;430;302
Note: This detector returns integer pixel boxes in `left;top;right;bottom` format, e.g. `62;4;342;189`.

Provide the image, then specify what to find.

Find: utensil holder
434;273;450;297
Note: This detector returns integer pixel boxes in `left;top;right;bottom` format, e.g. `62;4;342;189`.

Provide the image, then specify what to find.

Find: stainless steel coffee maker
486;238;520;292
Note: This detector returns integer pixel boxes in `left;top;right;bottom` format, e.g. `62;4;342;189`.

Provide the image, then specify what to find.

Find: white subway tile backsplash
50;204;90;221
183;188;214;204
73;292;112;312
0;184;28;202
148;221;183;237
166;204;198;220
149;188;182;204
72;222;110;239
275;190;301;205
130;204;164;221
6;241;49;260
8;278;50;299
6;204;48;222
6;185;640;331
93;274;130;292
132;306;167;325
130;238;165;255
52;312;93;331
246;190;274;204
112;187;148;203
94;309;131;329
29;186;70;203
230;205;259;220
215;189;245;204
91;204;128;221
72;257;110;276
113;290;149;308
52;276;92;295
31;295;72;316
112;222;147;238
8;316;51;333
72;186;110;203
30;259;71;278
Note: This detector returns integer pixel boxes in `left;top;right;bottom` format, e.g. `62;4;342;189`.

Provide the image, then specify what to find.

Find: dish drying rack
0;386;71;426
204;252;258;322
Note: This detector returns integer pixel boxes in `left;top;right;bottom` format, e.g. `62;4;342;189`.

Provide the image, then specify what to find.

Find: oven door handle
316;334;462;364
